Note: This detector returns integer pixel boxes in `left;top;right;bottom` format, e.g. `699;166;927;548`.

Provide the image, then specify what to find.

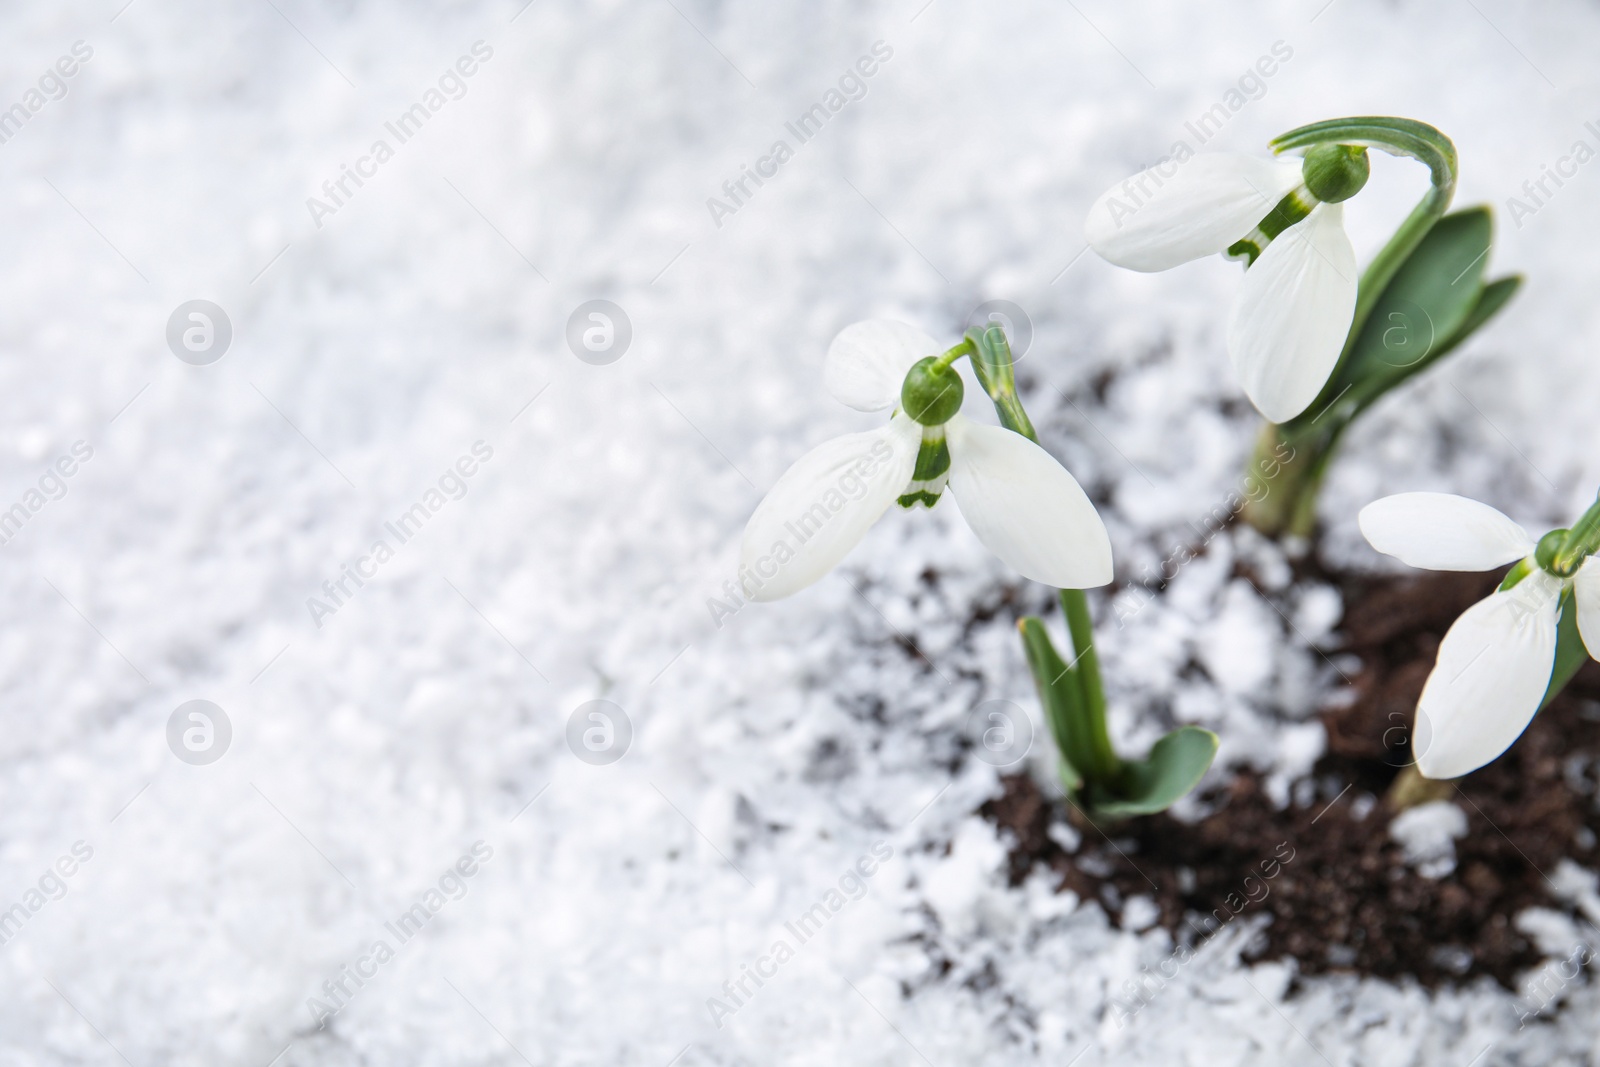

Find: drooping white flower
739;320;1113;601
1085;147;1366;423
1359;492;1600;779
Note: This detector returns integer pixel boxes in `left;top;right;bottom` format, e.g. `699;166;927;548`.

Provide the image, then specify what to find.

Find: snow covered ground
2;0;1599;1063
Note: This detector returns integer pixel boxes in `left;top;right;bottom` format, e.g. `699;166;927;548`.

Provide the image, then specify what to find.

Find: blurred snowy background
3;0;1600;1063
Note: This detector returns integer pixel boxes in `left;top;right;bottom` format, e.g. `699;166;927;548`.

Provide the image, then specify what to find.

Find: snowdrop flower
1086;144;1370;422
739;320;1113;601
1359;492;1600;779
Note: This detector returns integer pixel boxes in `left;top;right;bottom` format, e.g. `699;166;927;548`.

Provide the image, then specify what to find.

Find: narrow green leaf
1059;588;1121;782
1378;271;1519;394
1450;274;1520;346
1285;208;1516;438
1335;208;1488;395
1332;267;1517;421
1017;618;1083;792
1092;726;1218;817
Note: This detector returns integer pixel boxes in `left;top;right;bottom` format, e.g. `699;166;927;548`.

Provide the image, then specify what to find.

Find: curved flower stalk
1359;491;1600;779
739;321;1217;818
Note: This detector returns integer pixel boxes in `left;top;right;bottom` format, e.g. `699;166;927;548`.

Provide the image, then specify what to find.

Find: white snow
1389;801;1469;879
3;0;1600;1063
1120;895;1160;933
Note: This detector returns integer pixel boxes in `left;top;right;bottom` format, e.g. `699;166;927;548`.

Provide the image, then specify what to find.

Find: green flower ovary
1301;143;1370;204
1535;528;1571;576
901;356;964;426
1502;526;1590;588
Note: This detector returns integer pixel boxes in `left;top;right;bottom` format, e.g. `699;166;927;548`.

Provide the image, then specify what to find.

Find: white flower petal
1575;555;1600;661
1358;492;1535;572
1085;154;1303;272
739;414;920;601
944;416;1112;588
823;320;941;412
1414;572;1561;779
1227;202;1358;422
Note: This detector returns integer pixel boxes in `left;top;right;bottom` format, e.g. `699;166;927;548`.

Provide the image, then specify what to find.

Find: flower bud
1301;143;1370;204
901;357;964;426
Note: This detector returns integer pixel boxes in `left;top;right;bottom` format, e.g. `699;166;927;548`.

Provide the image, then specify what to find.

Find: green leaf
1058;588;1122;782
1285;208;1516;440
1017;618;1083;793
1336;207;1490;399
1449;274;1521;346
1091;726;1218;817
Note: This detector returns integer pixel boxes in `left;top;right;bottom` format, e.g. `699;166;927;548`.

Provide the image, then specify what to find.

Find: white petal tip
1086;154;1304;272
945;418;1114;589
1358;493;1534;571
1411;577;1561;779
737;418;921;601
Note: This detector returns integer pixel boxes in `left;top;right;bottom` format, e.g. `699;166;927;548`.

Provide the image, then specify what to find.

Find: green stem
1060;587;1121;783
1017;617;1086;793
933;338;975;373
975;321;1121;789
1283;447;1340;540
1239;423;1326;539
1555;494;1600;575
964;325;1036;441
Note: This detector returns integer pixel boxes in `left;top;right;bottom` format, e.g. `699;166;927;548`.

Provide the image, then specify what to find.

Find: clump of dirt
981;568;1600;989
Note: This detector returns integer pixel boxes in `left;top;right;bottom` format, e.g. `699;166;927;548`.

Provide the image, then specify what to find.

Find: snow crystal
1390;801;1470;879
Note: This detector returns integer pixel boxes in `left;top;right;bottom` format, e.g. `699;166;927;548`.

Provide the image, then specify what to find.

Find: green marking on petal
1227;189;1315;266
897;489;943;509
910;425;950;482
1226;237;1262;265
1536;528;1573;577
897;425;949;508
1257;188;1316;241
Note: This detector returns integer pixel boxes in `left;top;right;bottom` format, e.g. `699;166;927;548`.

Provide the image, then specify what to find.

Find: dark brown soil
980;568;1600;989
